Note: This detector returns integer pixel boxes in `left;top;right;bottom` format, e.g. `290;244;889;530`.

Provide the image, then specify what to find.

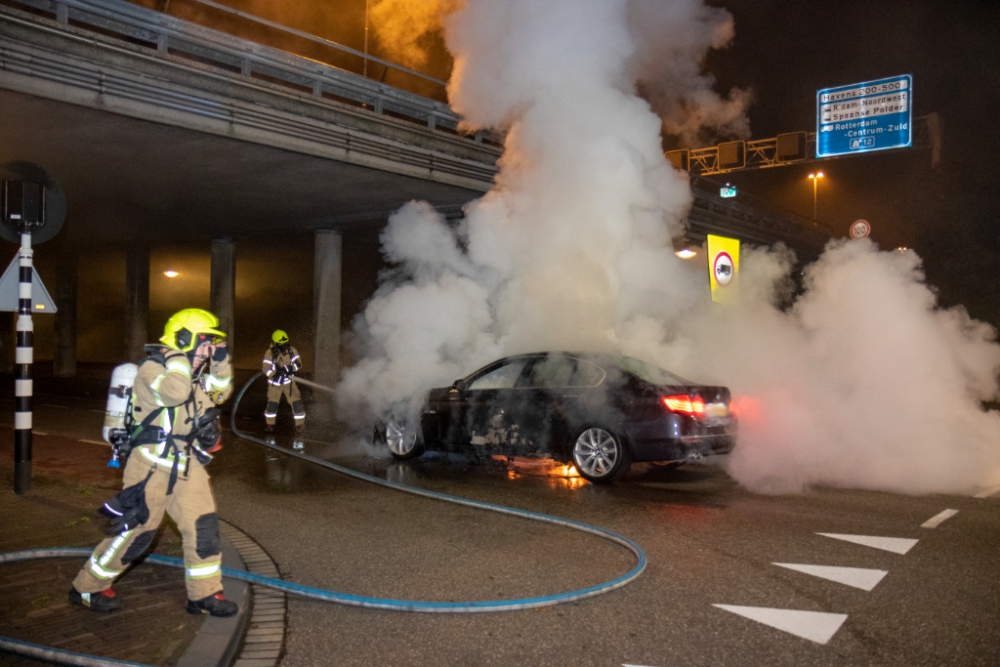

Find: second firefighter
263;329;305;433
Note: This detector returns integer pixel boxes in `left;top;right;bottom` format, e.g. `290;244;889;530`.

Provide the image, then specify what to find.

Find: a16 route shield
707;234;739;304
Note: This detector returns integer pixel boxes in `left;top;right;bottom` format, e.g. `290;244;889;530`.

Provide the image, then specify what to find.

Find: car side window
526;356;577;388
466;360;528;390
567;360;606;387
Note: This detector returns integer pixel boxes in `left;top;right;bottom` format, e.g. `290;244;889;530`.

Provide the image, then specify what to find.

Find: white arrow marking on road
817;533;918;554
713;605;848;644
773;563;888;591
921;509;959;528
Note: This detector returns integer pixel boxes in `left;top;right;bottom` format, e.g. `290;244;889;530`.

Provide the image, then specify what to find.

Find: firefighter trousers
72;453;225;601
264;380;305;427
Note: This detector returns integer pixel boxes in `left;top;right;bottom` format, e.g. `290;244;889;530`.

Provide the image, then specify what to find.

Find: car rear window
616;356;692;386
569;360;606;387
527;355;576;388
525;356;607;388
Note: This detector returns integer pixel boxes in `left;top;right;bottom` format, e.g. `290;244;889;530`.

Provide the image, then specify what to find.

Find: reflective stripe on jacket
262;345;301;386
131;348;233;465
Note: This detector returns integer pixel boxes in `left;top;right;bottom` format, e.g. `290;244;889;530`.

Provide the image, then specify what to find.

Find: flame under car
374;352;737;483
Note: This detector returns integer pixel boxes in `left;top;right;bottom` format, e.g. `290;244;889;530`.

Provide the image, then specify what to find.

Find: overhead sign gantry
665;74;933;177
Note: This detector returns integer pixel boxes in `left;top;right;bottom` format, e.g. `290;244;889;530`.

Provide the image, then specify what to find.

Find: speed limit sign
849;219;871;240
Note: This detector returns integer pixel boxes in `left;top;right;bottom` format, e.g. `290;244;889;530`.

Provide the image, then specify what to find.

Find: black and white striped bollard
14;230;33;495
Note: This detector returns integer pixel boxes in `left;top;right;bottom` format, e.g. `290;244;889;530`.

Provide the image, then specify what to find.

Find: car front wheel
572;427;630;483
383;419;425;461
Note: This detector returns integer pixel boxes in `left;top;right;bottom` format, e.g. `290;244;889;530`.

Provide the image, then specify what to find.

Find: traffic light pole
14;229;33;494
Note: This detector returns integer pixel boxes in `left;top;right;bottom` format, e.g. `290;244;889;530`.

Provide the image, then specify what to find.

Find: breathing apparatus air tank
103;363;138;468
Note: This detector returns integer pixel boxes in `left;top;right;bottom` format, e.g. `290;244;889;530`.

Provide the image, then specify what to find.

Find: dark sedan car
374;352;737;483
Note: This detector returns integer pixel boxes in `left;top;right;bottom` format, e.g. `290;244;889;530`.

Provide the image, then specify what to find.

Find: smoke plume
368;0;463;68
625;0;752;146
339;0;1000;496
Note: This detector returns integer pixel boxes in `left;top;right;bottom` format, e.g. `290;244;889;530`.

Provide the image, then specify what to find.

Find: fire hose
0;372;646;666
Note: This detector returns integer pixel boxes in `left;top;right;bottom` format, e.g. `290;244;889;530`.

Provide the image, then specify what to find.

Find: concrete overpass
0;0;501;384
0;0;829;387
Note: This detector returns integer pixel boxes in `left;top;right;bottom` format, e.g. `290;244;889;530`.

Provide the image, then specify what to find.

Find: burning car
374;352;737;483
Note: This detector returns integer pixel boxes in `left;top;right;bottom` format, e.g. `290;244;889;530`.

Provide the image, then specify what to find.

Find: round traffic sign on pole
713;251;735;286
849;219;871;240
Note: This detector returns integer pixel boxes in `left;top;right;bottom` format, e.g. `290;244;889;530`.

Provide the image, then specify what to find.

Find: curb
221;520;287;667
176;528;250;667
174;520;286;667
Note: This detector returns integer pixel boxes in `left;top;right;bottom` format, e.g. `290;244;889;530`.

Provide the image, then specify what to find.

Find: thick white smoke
661;242;1000;494
338;0;1000;495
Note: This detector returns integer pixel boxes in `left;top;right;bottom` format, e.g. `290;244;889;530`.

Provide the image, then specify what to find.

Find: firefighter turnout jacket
263;344;301;386
72;347;234;601
262;344;305;427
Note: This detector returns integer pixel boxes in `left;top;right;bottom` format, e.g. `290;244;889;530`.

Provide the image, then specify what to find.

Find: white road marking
975;486;1000;499
921;509;959;528
713;605;847;645
33;431;48;436
622;664;659;667
817;533;918;554
773;563;887;591
79;439;109;446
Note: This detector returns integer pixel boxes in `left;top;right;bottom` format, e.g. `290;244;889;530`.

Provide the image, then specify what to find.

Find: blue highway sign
816;74;912;158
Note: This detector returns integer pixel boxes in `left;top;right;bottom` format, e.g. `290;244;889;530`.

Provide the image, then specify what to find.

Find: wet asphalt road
10;398;1000;667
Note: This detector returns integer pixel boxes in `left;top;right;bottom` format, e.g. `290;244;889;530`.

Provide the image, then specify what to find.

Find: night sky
706;0;1000;329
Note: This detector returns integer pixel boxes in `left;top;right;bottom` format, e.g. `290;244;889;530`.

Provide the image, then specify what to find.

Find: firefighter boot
69;587;122;612
187;592;238;617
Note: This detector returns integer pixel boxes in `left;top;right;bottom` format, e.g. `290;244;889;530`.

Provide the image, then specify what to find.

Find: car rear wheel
384;419;425;461
572;427;630;483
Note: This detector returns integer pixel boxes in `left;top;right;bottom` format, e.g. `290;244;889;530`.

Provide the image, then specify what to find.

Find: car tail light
662;394;706;417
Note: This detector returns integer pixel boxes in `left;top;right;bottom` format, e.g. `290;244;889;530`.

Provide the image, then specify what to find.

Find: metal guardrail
691;175;833;236
0;4;500;187
3;0;501;145
686;177;833;253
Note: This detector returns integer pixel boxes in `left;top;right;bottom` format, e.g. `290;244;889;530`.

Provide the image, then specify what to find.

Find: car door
516;354;581;453
446;357;533;450
521;355;614;457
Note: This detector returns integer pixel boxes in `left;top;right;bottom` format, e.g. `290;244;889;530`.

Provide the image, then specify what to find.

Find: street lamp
808;171;824;220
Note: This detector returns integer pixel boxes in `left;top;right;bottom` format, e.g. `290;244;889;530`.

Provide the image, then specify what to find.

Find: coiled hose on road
0;372;646;666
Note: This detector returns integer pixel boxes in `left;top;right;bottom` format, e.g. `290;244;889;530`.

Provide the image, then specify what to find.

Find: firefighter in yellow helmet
69;308;237;617
262;329;305;437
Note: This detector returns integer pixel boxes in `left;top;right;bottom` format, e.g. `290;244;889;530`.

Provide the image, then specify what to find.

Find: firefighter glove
192;408;222;450
98;473;153;535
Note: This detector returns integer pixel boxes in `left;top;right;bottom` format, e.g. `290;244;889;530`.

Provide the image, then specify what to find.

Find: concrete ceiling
0;89;482;246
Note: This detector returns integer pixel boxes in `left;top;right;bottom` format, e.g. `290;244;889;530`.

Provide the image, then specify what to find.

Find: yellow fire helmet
160;308;226;352
272;329;290;345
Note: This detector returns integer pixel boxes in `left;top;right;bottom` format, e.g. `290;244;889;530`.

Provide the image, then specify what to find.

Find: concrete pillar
54;251;77;377
124;244;149;363
313;229;342;390
210;237;236;355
